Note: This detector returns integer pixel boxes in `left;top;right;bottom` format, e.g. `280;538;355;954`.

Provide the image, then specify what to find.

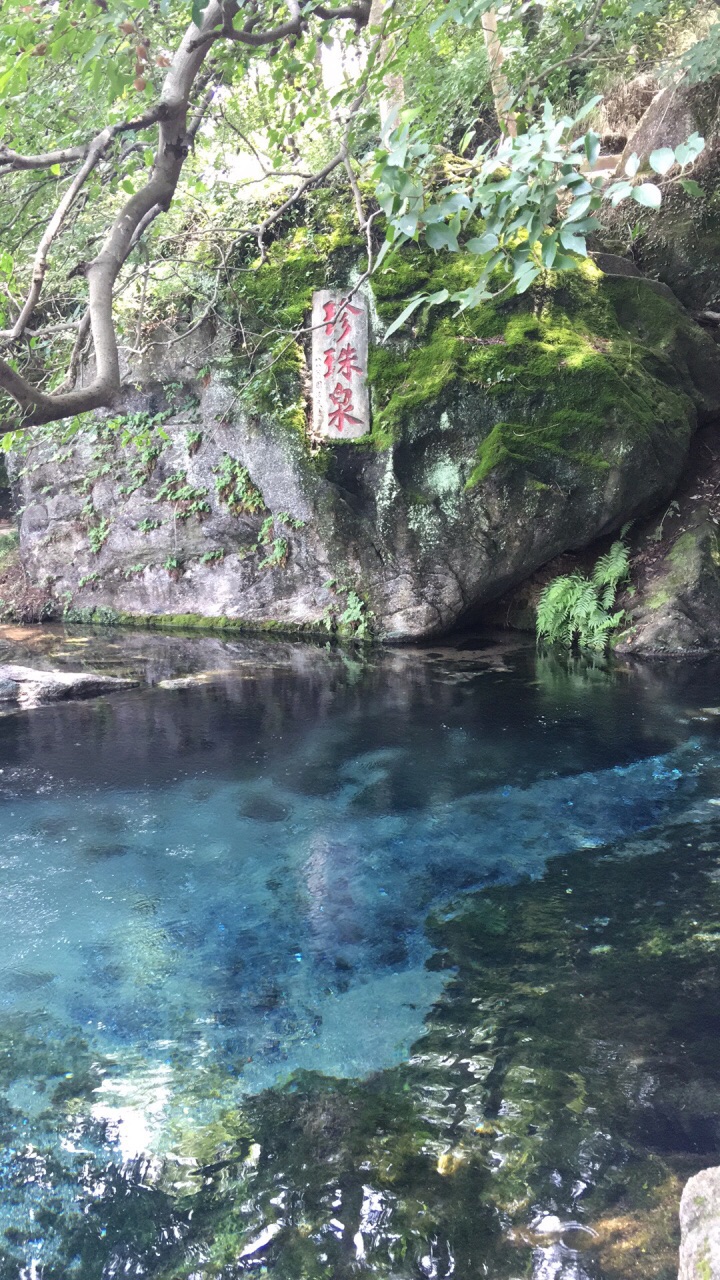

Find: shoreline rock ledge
679;1167;720;1280
0;664;137;708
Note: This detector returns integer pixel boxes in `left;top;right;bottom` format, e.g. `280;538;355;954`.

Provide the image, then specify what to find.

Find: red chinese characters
328;383;362;433
319;298;364;431
313;291;368;437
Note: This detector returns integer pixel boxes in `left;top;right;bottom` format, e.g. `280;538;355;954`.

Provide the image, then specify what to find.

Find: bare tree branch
0;107;166;177
0;144;87;174
54;310;93;396
0;133;112;342
0;0;372;430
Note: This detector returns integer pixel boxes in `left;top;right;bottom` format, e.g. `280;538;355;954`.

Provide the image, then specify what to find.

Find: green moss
108;611;333;638
467;421;610;487
365;254;696;480
646;588;673;610
668;530;702;570
217;197;365;441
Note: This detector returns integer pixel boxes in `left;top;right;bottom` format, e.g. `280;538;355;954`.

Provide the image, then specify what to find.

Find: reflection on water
0;630;719;1278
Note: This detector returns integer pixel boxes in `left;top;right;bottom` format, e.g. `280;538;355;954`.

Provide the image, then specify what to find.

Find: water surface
0;628;719;1278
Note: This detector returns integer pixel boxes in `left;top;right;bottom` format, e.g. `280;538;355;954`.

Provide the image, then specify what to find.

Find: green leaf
624;152;640;178
466;232;499;255
541;236;558;269
606;180;634;207
383;295;428;340
584;131;601;167
191;0;210;27
674;133;705;167
632;182;662;209
80;32;110;70
459;128;475;156
680;178;705;198
566;193;592;221
50;163;61;176
559;228;587;255
649;147;675;176
514;265;540;293
574;94;603;123
425;223;458;250
553;253;579;272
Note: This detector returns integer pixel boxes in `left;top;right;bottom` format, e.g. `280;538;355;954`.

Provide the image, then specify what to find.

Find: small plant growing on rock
322;581;374;641
258;537;289;570
186;428;203;457
155;473;211;521
88;517;111;555
536;537;630;653
214;456;265;516
257;516;288;569
162;554;184;580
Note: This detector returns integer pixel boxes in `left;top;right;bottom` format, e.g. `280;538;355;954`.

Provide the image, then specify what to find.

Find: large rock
618;514;720;657
615;423;720;657
679;1167;720;1280
0;664;137;708
9;253;720;642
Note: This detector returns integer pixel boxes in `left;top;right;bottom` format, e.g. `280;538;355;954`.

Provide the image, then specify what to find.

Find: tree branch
0;0;371;430
0;133;111;342
0;107;166;177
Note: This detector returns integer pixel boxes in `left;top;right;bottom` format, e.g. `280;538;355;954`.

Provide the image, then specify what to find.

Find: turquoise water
1;633;720;1277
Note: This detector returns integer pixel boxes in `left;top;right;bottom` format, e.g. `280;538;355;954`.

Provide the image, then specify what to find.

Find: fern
536;537;630;653
592;540;630;593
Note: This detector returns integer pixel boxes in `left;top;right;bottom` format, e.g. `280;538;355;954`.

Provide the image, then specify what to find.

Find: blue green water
1;631;720;1278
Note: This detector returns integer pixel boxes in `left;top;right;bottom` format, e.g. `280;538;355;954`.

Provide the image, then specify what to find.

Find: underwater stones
0;664;137;707
679;1166;720;1280
239;795;291;823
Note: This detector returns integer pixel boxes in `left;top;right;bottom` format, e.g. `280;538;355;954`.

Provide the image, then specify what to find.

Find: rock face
604;76;720;316
616;424;720;658
9;256;720;642
679;1167;720;1280
0;664;137;708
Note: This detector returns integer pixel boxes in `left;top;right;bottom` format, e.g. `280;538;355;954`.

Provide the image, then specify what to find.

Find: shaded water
1;628;720;1278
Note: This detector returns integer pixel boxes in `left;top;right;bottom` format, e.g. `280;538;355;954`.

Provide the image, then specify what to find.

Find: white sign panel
311;289;370;440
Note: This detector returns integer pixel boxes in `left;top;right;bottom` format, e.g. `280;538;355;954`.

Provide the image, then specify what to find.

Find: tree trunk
481;7;516;136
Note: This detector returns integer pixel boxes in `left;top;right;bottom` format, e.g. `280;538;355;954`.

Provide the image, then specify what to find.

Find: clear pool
0;629;719;1278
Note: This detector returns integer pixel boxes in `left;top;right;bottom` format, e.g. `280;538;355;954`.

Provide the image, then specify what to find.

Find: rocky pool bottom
0;625;720;1279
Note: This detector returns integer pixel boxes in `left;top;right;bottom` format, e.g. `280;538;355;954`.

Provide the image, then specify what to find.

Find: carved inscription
311;289;370;440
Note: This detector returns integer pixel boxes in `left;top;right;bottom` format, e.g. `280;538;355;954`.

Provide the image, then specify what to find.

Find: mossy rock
10;204;720;641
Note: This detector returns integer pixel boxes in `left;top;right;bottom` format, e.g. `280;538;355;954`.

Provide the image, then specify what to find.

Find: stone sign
311;289;370;440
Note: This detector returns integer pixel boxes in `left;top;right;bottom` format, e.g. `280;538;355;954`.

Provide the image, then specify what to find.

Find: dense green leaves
373;97;705;334
537;537;630;652
0;0;714;422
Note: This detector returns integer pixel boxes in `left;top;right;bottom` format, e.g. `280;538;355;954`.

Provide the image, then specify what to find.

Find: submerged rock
679;1167;720;1280
0;663;137;708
